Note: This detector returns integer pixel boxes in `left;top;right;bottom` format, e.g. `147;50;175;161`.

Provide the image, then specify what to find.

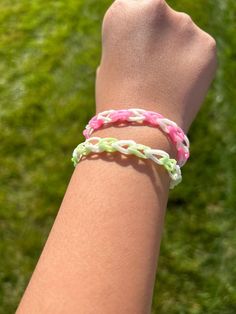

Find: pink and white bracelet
83;108;190;167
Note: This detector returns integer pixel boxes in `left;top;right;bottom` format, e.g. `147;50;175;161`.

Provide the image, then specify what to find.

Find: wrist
90;123;177;161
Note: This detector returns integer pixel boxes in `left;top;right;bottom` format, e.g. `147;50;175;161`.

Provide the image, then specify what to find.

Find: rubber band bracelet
72;137;182;189
83;108;190;167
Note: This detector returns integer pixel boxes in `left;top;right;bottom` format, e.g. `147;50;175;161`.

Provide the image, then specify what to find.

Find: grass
0;0;235;313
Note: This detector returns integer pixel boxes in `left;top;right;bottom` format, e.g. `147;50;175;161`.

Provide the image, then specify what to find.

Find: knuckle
150;0;167;11
202;32;217;53
146;0;168;19
208;36;217;50
152;0;166;7
178;12;193;24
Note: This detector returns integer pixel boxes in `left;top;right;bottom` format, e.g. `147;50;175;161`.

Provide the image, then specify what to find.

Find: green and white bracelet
72;137;182;189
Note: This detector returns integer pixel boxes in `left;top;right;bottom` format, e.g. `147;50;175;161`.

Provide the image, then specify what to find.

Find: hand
95;0;217;132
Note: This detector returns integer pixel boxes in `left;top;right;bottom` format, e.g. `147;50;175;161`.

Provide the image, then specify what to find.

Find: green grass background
0;0;235;313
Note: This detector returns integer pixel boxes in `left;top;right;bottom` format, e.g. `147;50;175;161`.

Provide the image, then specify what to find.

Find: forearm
16;125;173;314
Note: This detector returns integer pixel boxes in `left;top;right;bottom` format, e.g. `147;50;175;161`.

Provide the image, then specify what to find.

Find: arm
16;0;217;313
17;128;173;314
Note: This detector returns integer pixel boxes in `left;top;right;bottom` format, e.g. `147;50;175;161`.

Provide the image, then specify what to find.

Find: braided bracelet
72;137;182;189
83;108;190;167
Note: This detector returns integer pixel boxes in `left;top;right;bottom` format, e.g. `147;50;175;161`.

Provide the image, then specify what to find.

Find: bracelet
71;137;182;189
82;108;190;167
